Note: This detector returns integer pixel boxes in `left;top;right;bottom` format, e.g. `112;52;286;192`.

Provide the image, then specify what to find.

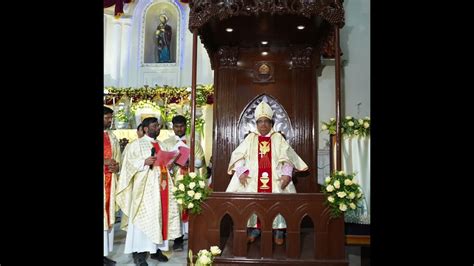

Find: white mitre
255;101;274;120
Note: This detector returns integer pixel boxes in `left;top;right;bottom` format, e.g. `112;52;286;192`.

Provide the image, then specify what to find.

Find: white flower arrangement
172;172;212;214
189;245;221;266
321;116;370;137
322;171;364;218
131;99;162;126
130;99;161;114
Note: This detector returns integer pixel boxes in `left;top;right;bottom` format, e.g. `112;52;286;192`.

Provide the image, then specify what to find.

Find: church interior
104;0;370;265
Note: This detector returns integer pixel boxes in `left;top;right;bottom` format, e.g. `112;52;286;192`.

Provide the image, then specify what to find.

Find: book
175;146;190;167
154;149;178;167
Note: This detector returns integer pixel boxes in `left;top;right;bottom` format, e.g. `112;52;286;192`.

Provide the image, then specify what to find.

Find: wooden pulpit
187;1;348;265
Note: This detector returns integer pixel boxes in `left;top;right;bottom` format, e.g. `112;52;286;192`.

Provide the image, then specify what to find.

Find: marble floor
108;222;365;266
108;222;189;266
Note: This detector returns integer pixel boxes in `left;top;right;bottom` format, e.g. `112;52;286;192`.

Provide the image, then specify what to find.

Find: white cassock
116;134;182;253
104;227;115;256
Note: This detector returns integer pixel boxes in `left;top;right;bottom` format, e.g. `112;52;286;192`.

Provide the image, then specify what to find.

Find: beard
147;131;159;139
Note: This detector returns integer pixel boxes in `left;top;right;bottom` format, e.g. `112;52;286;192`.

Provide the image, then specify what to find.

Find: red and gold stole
103;132;113;227
152;142;169;240
257;135;272;193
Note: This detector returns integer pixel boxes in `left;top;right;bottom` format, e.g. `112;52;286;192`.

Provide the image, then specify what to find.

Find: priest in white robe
104;106;121;266
116;117;182;266
162;115;207;251
226;101;308;245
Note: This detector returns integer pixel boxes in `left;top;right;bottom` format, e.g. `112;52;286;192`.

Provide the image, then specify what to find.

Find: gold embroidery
259;141;270;158
259;172;270;189
160;167;168;190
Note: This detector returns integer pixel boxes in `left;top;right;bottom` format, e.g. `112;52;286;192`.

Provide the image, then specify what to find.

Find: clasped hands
104;158;119;173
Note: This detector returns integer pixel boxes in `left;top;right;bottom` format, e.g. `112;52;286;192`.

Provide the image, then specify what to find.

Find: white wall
318;0;370;149
179;4;214;86
104;14;121;87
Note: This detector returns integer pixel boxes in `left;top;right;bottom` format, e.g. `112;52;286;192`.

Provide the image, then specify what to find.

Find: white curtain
338;136;370;224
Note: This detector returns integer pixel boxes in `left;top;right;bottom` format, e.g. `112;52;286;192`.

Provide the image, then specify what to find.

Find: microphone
150;147;156;169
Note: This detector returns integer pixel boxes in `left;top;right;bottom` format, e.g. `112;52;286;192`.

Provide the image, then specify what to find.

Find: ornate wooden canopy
188;0;345;31
187;0;344;68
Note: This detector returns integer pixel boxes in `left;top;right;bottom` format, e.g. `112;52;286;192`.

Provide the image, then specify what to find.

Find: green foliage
321;116;370;137
105;84;214;106
183;110;205;137
115;109;129;122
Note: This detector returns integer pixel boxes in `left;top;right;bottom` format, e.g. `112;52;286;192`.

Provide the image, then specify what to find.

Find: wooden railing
188;192;348;265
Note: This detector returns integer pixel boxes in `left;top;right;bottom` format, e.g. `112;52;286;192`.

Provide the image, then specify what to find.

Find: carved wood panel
189;0;345;32
188;192;348;265
212;47;319;193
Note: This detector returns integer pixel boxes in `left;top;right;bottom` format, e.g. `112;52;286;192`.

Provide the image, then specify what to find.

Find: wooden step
345;235;370;246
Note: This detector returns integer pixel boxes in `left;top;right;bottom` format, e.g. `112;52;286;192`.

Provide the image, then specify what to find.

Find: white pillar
112;20;122;87
104;15;107;48
119;19;132;87
104;15;113;85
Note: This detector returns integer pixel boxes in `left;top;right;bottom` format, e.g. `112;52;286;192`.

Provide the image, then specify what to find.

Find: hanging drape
104;0;133;17
338;136;370;224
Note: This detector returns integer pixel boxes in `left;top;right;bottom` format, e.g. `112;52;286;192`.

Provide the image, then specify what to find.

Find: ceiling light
261;41;268;45
297;25;305;30
261;51;268;56
226;28;233;32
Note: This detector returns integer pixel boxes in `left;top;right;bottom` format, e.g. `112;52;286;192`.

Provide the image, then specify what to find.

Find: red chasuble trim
257;136;272;193
103;132;113;227
160;166;169;240
152;142;169;240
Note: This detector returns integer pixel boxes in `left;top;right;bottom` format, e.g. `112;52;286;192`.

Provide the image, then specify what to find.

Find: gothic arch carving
237;94;295;143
